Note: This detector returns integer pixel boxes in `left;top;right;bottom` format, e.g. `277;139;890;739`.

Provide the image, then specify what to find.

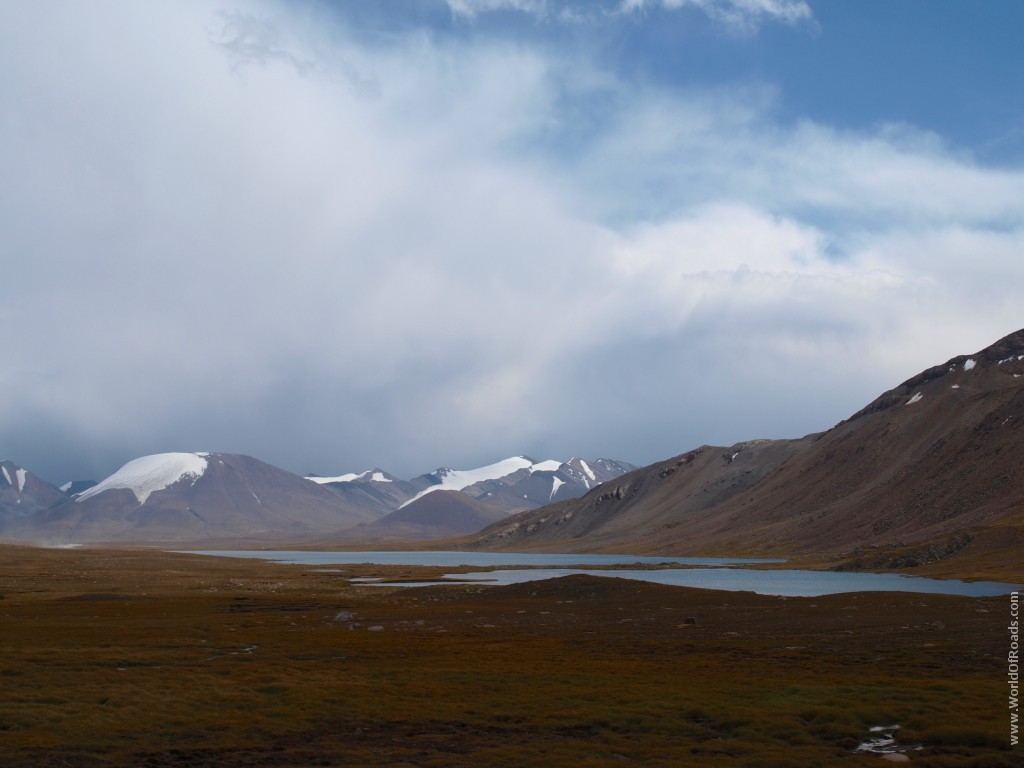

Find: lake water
406;568;1020;597
182;550;1021;597
185;550;780;568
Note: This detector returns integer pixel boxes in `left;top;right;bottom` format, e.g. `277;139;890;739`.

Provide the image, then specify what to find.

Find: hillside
471;329;1024;577
351;489;510;540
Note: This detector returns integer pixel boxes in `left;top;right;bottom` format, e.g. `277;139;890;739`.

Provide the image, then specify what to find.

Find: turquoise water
182;550;1021;597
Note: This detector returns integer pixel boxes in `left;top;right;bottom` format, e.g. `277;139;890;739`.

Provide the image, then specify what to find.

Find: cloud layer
621;0;813;33
1;1;1022;482
448;0;815;33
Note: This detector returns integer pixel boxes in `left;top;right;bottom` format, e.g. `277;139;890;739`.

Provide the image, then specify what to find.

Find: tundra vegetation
0;546;1015;767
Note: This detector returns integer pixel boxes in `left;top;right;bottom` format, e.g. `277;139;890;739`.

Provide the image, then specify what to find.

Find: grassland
0;545;1017;767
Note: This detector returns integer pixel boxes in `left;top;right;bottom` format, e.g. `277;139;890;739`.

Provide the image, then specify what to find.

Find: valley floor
0;546;1017;767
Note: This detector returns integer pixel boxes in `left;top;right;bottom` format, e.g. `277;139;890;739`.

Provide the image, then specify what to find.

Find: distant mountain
8;452;375;545
0;451;634;546
471;329;1024;573
300;455;635;540
412;456;636;513
59;480;97;496
307;469;419;517
309;456;636;518
354;489;510;540
0;460;68;520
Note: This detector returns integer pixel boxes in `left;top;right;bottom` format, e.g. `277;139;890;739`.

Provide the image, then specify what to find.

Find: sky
2;0;1023;484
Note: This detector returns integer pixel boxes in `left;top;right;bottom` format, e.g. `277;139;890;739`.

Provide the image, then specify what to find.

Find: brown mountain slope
471;329;1024;572
472;437;813;552
350;489;511;540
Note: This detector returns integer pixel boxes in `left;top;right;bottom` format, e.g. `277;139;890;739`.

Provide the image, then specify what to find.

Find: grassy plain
0;545;1017;767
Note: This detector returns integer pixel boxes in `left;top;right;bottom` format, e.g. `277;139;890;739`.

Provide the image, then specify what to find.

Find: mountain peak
1;460;29;494
976;327;1024;361
1;459;73;521
846;328;1024;423
75;452;209;505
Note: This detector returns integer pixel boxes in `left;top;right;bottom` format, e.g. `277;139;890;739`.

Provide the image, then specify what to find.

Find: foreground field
0;546;1017;767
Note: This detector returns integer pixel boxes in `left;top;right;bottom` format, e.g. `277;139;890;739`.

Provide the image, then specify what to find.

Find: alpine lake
185;549;1022;597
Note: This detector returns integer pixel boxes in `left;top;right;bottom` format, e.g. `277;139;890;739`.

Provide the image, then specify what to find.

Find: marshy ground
0;546;1017;767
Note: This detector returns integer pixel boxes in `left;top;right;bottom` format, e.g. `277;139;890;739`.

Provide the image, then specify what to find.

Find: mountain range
311;456;635;541
0;453;633;545
3;328;1023;577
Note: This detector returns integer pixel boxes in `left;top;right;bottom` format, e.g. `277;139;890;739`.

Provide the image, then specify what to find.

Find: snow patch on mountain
963;358;977;371
905;392;923;405
60;481;72;493
76;452;209;505
16;468;26;492
423;455;533;489
400;456;556;508
307;469;392;485
550;477;565;500
1;466;11;487
307;472;363;484
530;460;562;473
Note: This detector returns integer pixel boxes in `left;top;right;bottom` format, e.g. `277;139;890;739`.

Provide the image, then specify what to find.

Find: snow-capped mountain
318;456;636;541
561;458;627;492
0;459;68;519
75;452;209;505
1;452;634;546
15;452;376;544
309;455;636;519
440;456;637;512
306;469;418;518
402;456;558;508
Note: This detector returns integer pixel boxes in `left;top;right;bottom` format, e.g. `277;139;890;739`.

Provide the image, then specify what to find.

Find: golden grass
0;545;1018;766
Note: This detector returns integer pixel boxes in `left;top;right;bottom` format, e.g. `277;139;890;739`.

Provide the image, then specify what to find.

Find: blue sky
341;0;1024;161
1;0;1023;483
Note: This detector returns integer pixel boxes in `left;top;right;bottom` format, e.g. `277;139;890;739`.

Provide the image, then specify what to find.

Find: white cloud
446;0;815;32
0;1;1021;481
446;0;549;19
621;0;814;33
